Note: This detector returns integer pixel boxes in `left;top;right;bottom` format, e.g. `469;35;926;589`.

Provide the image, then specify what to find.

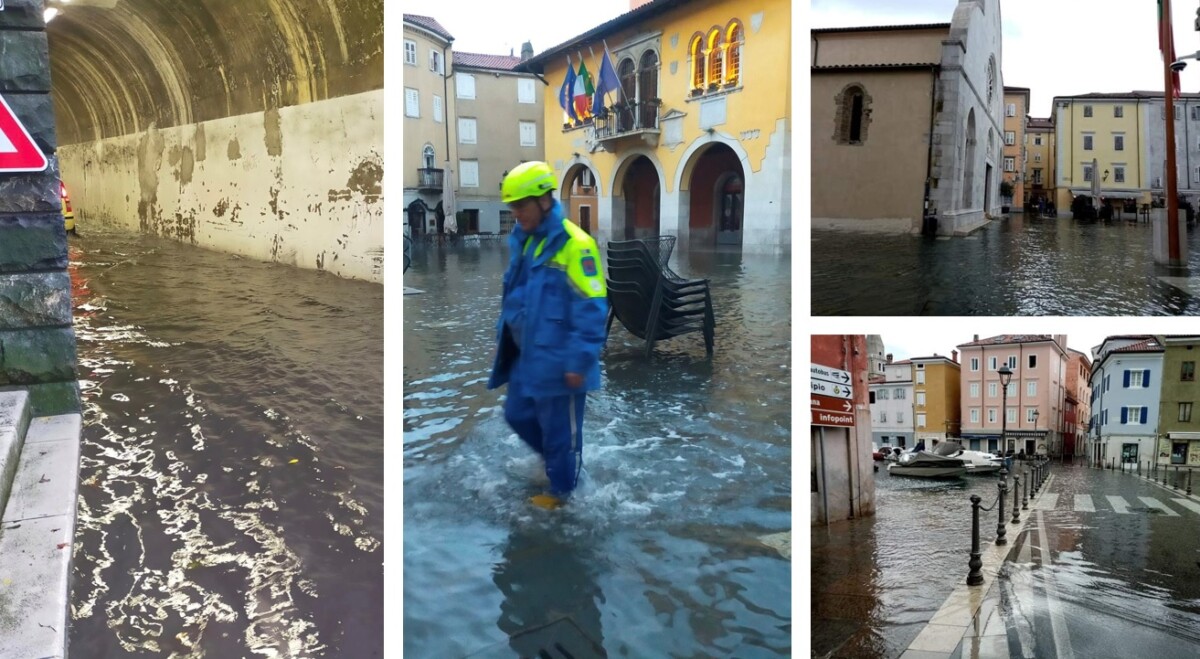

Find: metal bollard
1022;465;1029;510
968;494;984;586
1189;470;1193;497
1176;466;1181;490
997;469;1008;546
1012;474;1022;524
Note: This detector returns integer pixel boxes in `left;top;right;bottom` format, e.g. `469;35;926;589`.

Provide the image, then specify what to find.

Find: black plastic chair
605;238;715;357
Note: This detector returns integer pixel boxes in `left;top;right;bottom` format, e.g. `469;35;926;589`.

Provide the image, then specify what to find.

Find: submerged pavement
814;461;1200;659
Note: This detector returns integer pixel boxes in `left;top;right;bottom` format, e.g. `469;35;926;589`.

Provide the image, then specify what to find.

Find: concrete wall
58;91;383;283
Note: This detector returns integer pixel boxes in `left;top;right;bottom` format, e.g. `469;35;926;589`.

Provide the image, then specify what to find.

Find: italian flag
574;59;595;119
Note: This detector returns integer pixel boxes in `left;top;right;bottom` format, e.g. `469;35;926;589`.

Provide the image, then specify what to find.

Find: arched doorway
562;164;599;234
622;155;660;239
407;199;427;238
687;143;744;246
963;110;977;208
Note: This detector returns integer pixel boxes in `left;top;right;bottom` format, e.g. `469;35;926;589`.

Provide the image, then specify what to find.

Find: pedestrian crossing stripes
1106;495;1131;514
1171;498;1200;515
1034;493;1059;511
1139;496;1179;516
1074;494;1094;512
1029;492;1200;516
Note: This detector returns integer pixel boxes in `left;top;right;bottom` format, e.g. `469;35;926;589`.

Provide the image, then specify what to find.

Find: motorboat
886;450;967;478
934;441;1002;475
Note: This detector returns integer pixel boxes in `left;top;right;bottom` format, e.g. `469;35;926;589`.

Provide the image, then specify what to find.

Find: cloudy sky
812;0;1200;118
882;329;1123;364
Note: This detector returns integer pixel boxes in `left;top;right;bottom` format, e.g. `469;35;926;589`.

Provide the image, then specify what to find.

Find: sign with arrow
811;379;853;399
812;394;853;414
811;364;852;386
0;93;48;173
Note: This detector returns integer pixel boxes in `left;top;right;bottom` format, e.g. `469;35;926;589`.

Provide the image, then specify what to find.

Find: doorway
716;174;744;246
579;206;592;234
1172;442;1188;464
1121;443;1139;464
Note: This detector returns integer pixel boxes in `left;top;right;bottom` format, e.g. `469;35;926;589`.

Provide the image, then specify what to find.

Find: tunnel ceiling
45;0;383;146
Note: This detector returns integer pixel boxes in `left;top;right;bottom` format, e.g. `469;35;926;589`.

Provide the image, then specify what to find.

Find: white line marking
1073;494;1095;512
1034;492;1059;511
1106;495;1132;514
1139;496;1179;516
1172;497;1200;515
1036;511;1076;659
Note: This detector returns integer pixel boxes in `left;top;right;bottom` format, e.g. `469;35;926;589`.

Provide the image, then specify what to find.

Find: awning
1167;432;1200;440
1068;188;1144;199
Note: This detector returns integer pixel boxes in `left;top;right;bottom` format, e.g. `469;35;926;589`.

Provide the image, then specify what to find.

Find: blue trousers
504;376;586;497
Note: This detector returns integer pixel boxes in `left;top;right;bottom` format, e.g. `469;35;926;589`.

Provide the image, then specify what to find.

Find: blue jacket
488;200;608;397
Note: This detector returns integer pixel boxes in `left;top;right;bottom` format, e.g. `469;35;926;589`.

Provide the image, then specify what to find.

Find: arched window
638;50;659;129
618;57;637;131
706;29;723;87
690;34;705;91
422;144;436;169
835;84;870;145
725;20;743;86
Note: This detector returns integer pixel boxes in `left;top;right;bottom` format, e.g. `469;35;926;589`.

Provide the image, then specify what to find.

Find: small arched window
618;58;637;131
706;29;723;87
725;20;743;86
690;34;705;90
835;84;870;145
638;50;659;128
423;144;436;169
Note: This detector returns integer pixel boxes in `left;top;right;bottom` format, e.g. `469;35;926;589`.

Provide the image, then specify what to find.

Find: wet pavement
403;240;791;657
813;461;1200;659
66;227;383;656
812;215;1200;315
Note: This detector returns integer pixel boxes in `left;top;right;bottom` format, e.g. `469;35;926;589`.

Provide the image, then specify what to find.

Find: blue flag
559;57;578;122
591;47;621;114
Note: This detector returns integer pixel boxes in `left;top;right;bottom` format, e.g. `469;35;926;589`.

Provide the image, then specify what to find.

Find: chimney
521;41;534;61
886;353;893;364
973;334;979;342
952;350;958;363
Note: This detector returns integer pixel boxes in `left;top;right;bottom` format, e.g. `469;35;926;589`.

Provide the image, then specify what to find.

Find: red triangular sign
0;93;48;173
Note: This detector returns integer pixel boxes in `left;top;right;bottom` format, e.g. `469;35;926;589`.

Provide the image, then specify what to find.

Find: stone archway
407;199;427;238
562;164;599;235
684;143;744;246
620;156;660;240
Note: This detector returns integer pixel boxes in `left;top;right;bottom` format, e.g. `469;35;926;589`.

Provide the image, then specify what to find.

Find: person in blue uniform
488;161;608;509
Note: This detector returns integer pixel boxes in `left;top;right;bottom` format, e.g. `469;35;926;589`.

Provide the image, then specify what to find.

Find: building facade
1156;336;1200;468
1064;348;1092;458
812;335;874;525
452;50;545;234
958;335;1067;456
524;0;791;249
1002;86;1029;210
1089;336;1163;468
810;0;1005;236
870;358;914;448
403;15;456;238
912;353;962;444
1025;116;1055;209
1144;95;1200;210
1053;92;1164;211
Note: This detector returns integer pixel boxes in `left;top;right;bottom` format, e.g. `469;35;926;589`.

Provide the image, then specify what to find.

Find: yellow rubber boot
529;493;563;510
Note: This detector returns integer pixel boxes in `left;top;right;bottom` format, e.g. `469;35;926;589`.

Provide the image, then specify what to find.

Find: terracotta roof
811;23;950;34
1004;86;1031;92
957;335;1054;348
404;14;453;42
1028;117;1054;130
1055;91;1200;101
1111;338;1163;353
454;51;523;71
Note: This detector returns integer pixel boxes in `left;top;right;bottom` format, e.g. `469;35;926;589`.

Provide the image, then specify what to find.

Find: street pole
1165;0;1184;266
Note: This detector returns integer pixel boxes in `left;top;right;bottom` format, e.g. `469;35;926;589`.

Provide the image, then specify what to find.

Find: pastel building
812;335;875;525
1089;336;1163;467
958;335;1067;456
522;0;791;248
1053;92;1148;211
403;15;456;237
869;357;913;449
1156;336;1200;467
1064;348;1092;458
911;353;962;445
1002;86;1029;209
1025;116;1055;209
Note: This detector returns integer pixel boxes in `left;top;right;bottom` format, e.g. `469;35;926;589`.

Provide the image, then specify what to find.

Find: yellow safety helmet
501;161;557;204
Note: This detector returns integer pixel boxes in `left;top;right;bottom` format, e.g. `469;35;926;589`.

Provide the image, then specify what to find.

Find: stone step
0;412;82;659
0;390;32;517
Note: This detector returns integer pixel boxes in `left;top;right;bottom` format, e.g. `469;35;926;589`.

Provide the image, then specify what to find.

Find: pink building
1064;349;1092;459
957;335;1069;456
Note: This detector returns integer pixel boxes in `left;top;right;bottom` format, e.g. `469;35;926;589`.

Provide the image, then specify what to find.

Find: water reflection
812;218;1200;315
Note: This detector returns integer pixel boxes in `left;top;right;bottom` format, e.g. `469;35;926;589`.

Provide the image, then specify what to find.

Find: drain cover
508;617;607;659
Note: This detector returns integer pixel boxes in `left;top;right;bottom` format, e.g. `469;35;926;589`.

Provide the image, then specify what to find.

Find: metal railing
417;168;443;191
593;100;661;141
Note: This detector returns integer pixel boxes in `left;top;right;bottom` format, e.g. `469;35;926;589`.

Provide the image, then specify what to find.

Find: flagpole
1165;0;1182;265
602;39;629;106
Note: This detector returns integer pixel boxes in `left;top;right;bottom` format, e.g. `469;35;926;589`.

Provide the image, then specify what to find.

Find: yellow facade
1003;88;1029;210
529;0;791;247
1054;95;1147;210
912;357;962;442
1024;118;1055;208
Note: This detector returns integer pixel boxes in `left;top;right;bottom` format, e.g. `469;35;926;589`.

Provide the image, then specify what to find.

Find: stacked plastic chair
604;236;715;358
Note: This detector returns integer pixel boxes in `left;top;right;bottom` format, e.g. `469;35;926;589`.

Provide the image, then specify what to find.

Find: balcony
417;168;443;192
592;99;661;149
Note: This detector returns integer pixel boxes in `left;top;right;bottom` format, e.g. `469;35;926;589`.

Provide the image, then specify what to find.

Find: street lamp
999;365;1013;455
1033;409;1041;459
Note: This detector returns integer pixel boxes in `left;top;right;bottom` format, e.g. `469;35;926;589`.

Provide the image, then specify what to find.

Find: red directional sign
812;409;855;428
812;361;856;427
812;394;853;415
0;94;48;173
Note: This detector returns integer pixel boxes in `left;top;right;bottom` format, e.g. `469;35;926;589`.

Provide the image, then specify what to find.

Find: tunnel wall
58;91;383;282
46;0;384;282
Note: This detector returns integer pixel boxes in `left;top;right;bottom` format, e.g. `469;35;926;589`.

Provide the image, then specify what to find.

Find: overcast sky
401;0;634;60
812;0;1200;118
882;329;1122;364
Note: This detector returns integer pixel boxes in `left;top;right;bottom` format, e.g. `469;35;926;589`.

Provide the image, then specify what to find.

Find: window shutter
1121;408;1128;424
1141;407;1148;424
1123;370;1130;388
1143;369;1150;387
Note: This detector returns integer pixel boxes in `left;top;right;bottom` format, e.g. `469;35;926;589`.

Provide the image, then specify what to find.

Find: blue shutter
1143;369;1150;388
1123;370;1130;388
1121;407;1128;424
1141;407;1148;424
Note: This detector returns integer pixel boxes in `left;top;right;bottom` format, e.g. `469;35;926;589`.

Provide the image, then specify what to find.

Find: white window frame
1027;381;1037;397
1114;105;1124;118
1114;165;1126;183
1114;133;1125;151
916;392;926;407
459;159;480;187
1126;406;1144;425
916;370;926;384
878;388;889;401
1084;164;1094;182
518;78;536;104
429;49;444;74
457;73;476;99
880;411;887;423
1083;133;1094;151
1034;136;1043;146
971;357;980;372
917;413;927;429
970;408;980;423
433;95;443;123
989;356;998;371
1008;356;1018;369
970;382;980;398
519;121;537;147
1084;105;1093;117
405;40;417;66
1130;370;1145;388
897;411;904;424
1007;382;1016;397
1006;103;1017;117
1005;131;1016;146
1004;157;1015;172
458;117;477;144
989;382;998;398
1007;408;1017;423
405;88;420;118
1027;408;1039;423
988;409;998;424
895;388;905;400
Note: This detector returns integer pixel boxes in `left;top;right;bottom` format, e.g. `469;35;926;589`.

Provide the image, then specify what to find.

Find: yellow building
1025;116;1055;210
1002;87;1029;211
1053;92;1150;211
403;15;456;238
520;0;791;248
910;354;962;444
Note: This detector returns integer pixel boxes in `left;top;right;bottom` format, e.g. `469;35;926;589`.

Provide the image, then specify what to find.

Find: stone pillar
0;0;80;415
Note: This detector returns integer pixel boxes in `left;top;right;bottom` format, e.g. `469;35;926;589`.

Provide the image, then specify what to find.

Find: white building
1089;336;1164;468
870;357;915;449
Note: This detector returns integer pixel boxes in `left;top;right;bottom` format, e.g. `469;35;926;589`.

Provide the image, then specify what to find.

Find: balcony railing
417;168;443;192
593;99;662;144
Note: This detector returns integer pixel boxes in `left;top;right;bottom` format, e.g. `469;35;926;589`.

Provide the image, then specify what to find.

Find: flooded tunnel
45;0;384;281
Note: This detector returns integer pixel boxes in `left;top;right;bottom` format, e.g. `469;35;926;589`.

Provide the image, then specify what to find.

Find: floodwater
812;215;1200;315
812;463;1019;658
67;227;383;656
403;240;792;657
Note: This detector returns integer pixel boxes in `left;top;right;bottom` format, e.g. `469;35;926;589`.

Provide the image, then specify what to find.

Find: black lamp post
999;365;1013;454
1032;409;1040;458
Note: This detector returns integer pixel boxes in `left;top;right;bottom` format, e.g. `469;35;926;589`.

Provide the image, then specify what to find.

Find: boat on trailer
887;450;967;479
